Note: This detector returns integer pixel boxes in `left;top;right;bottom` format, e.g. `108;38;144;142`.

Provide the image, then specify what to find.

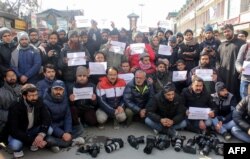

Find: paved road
1;122;240;159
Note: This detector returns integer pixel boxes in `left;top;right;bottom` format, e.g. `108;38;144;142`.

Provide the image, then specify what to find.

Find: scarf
184;38;197;46
139;61;152;70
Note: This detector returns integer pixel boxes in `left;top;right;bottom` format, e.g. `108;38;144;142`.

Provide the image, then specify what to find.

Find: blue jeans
186;118;212;131
231;125;250;143
240;80;250;99
145;117;187;132
8;126;53;152
211;117;236;134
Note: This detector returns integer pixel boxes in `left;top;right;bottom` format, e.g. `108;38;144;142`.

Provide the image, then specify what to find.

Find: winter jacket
181;86;213;110
58;43;91;82
99;42;128;69
11;44;41;83
233;95;250;132
152;71;172;93
0;82;21;132
211;92;237;123
0;40;16;76
147;92;186;125
42;43;62;67
8;98;50;145
43;88;72;138
235;43;250;82
97;77;126;117
178;41;200;71
36;78;55;97
123;79;154;113
125;43;155;69
68;82;97;110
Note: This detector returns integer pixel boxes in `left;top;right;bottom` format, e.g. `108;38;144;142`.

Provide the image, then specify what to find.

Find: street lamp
139;3;145;24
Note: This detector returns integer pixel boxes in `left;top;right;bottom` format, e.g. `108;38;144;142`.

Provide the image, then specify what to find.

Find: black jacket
147;92;186;125
233;96;250;132
8;98;51;145
0;41;16;76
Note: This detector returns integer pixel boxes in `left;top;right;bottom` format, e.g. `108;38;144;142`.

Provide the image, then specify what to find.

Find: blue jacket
36;78;55;98
123;79;154;113
11;44;41;83
43;88;72;138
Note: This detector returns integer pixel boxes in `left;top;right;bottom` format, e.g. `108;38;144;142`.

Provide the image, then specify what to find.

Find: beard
26;99;38;106
200;63;210;68
51;92;64;102
6;79;16;86
156;71;165;79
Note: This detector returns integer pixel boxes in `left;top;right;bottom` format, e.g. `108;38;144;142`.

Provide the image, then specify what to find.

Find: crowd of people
0;19;250;158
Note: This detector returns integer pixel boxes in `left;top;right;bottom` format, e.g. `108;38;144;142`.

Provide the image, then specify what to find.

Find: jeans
240;80;250;99
231;125;250;143
145;117;187;133
186;118;212;132
211;117;236;134
8;126;53;152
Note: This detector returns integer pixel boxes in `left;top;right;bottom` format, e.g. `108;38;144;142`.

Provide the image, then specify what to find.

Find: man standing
124;70;154;126
216;24;245;101
0;69;21;143
96;67;127;129
0;27;16;86
145;83;186;137
11;31;41;84
8;84;50;158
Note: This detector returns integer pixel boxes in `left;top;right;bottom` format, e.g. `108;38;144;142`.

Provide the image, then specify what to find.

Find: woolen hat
168;36;177;43
0;27;11;39
76;66;88;76
215;82;226;93
204;24;213;33
17;31;29;42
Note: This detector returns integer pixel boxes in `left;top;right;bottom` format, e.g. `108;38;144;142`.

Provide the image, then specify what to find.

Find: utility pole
139;3;144;24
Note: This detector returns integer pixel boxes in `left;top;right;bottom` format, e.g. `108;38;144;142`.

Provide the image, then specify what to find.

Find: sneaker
13;150;24;158
98;124;105;129
113;119;120;130
153;129;159;135
72;137;85;146
0;142;6;150
50;146;60;153
223;132;231;141
30;145;38;152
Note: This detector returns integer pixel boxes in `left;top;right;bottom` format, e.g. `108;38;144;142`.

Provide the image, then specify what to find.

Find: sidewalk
1;122;240;159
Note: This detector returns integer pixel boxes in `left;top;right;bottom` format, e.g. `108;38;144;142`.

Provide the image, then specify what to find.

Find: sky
40;0;186;29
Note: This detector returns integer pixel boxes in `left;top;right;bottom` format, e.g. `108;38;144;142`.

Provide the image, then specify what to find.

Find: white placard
188;107;211;120
118;73;134;84
109;41;126;54
73;87;93;100
130;43;145;55
89;62;107;75
137;25;149;33
67;52;86;66
195;69;213;81
158;45;172;56
172;71;187;82
75;16;90;28
242;61;250;75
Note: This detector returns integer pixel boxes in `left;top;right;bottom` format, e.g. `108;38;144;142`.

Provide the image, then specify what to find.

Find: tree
0;0;39;16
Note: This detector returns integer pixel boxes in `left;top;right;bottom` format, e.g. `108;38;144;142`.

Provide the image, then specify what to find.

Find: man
36;64;56;97
124;70;154;126
99;29;128;68
0;27;16;86
199;24;221;67
189;50;219;94
11;31;41;84
151;61;172;93
8;84;51;158
69;66;98;126
96;67;127;129
145;83;186;137
176;32;184;46
181;77;215;133
28;28;41;48
57;28;68;47
0;69;21;143
211;82;237;140
216;24;245;101
43;80;84;151
232;96;250;143
237;30;248;43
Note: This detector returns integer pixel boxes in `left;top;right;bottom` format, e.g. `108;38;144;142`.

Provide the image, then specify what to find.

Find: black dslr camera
77;143;100;158
171;135;186;152
105;138;124;153
127;135;145;149
143;135;156;154
155;134;170;150
183;138;196;154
